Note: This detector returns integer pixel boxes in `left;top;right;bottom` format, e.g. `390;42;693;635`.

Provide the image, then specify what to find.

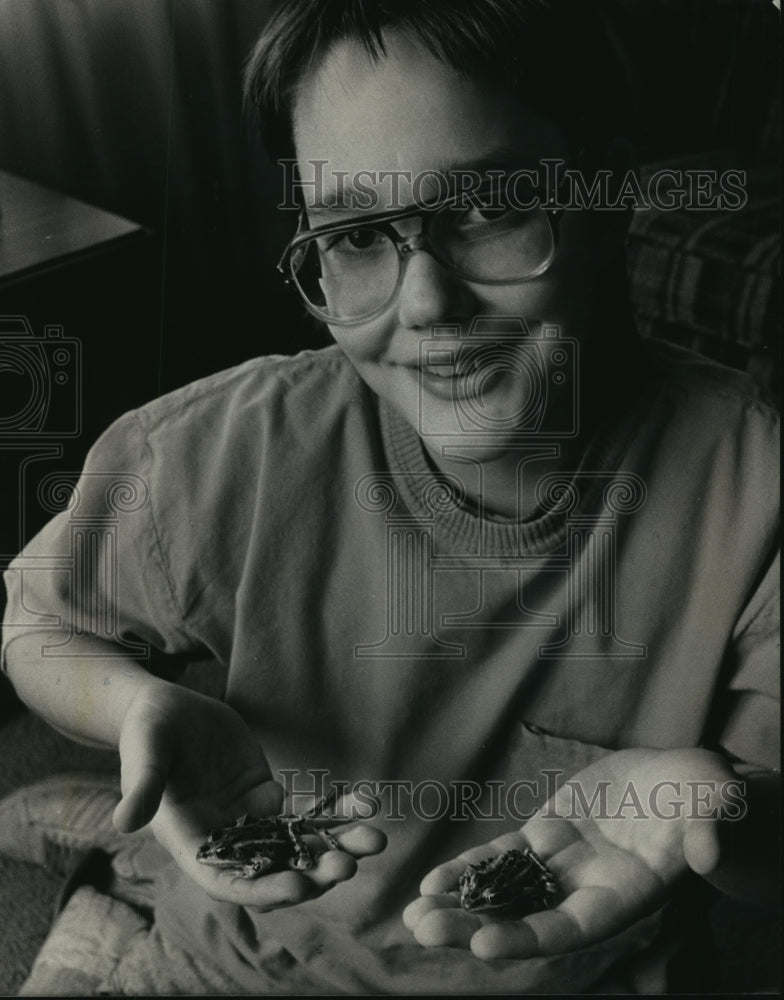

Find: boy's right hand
112;679;386;909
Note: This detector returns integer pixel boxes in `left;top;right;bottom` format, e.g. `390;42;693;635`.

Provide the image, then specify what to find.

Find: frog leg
286;819;316;871
305;787;338;820
241;855;276;879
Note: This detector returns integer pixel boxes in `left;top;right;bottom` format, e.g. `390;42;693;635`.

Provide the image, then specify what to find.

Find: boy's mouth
415;356;507;401
418;348;490;379
421;364;461;379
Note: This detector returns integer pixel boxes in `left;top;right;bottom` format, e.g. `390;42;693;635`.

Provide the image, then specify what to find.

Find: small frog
458;847;560;917
196;788;343;879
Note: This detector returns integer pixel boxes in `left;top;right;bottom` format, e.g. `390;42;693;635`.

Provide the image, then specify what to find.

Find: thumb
113;725;171;833
683;818;721;876
113;763;167;833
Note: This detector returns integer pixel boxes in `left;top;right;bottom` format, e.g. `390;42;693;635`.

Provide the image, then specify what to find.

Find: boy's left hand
403;747;742;959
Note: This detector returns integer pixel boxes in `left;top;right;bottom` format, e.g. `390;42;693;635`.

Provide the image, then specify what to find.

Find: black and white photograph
0;0;780;994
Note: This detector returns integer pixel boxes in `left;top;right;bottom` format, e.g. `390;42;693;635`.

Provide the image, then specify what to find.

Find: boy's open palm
111;681;386;909
404;747;739;959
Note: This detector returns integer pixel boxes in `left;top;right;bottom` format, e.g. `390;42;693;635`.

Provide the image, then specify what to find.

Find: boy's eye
438;200;524;242
468;203;514;222
443;197;517;230
323;228;386;254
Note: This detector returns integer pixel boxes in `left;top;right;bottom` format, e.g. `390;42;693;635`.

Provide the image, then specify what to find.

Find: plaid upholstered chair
619;0;779;395
627;155;779;396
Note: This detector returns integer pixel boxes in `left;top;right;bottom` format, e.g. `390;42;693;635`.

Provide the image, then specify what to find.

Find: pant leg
0;773;126;872
98;922;252;996
0;775;162;993
18;885;150;997
3;775;252;995
20;880;248;997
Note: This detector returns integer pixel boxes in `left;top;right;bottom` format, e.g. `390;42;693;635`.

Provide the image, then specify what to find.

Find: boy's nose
395;249;475;330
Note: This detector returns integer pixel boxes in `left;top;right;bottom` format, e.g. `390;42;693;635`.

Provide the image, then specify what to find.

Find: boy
1;0;779;993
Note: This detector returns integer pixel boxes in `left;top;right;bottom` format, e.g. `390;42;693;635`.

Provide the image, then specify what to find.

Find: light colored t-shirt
2;339;779;993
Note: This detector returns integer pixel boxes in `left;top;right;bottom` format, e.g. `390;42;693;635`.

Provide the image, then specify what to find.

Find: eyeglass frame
276;181;566;327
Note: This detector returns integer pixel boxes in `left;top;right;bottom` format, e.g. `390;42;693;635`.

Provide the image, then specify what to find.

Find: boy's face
292;33;607;462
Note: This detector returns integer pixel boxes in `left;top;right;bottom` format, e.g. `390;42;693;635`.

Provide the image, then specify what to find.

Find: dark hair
244;0;633;162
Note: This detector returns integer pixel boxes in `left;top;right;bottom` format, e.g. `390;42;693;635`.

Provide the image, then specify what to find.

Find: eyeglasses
277;186;565;326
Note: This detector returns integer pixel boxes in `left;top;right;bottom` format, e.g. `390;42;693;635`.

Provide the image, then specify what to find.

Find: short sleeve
2;410;201;675
717;546;780;771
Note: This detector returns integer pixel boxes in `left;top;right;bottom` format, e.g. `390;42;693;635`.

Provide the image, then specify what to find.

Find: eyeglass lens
290;203;555;323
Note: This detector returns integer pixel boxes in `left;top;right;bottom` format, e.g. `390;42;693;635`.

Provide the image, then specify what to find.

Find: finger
532;886;626;954
412;904;483;949
475;883;635;959
331;823;387;857
470;896;591;959
471;918;539;960
301;846;358;889
402;892;460;931
683;818;721;875
294;826;384;865
113;763;167;833
292;826;385;883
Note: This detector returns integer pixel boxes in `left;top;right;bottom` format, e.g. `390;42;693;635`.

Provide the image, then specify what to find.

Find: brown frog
196;789;343;878
458;847;560;917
